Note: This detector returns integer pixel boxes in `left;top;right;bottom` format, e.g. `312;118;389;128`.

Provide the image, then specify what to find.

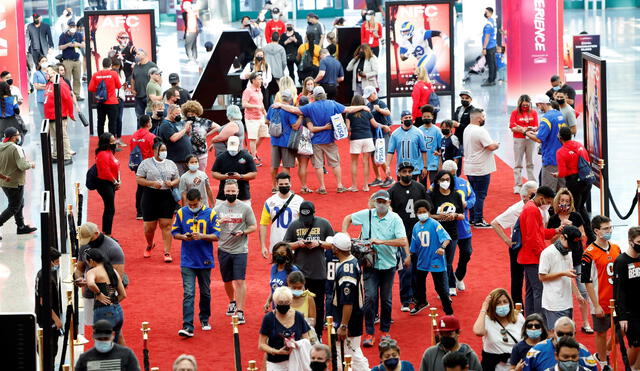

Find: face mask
526;329;542;339
441;129;450;136
417;213;429;222
540;204;551;212
155;111;165;118
135;56;142;62
557;99;566;105
40;62;48;68
273;14;280;19
158;151;168;160
461;100;470;107
310;361;326;371
366;15;372;21
287;26;293;31
226;194;237;203
173;114;182;122
522;106;530;111
423;118;433;125
110;143;117;152
495;304;510;317
602;232;612;241
402;119;412;128
484;13;489;19
188;206;201;213
632;243;640;253
69;28;77;34
440;335;456;349
188;164;199;172
274;254;288;264
52;265;59;272
555;240;570;256
558;204;570;212
228;150;239;157
279;186;290;195
479;120;486;126
276;304;290;314
552;86;561;91
94;340;114;353
375;202;389;214
558;360;579;371
439;181;450;190
255;56;264;61
400;175;412;184
34;19;41;24
359;52;365;58
291;289;304;297
383;358;400;370
307;21;313;26
6;79;13;86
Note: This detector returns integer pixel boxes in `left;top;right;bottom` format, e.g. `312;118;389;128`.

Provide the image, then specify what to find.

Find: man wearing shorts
614;226;640;370
242;72;269;164
214;179;257;324
274;85;371;194
265;90;298;190
581;215;620;369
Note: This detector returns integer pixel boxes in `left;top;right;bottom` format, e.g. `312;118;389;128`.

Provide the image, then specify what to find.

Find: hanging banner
573;34;600;69
0;0;28;106
385;0;454;97
503;0;564;103
582;53;608;190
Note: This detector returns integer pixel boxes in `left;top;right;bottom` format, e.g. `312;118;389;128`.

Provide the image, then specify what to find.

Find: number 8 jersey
260;193;304;250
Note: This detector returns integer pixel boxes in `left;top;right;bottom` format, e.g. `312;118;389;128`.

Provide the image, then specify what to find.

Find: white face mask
158;151;168;160
365;15;372;21
417;213;429;222
540;204;551;212
440;181;450;190
188;164;199;172
68;28;77;34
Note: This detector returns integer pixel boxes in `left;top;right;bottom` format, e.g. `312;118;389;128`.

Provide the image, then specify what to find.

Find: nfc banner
503;0;564;103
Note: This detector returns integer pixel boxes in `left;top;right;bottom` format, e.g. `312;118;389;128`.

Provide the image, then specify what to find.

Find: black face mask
255;56;264;61
554;240;570;256
422;118;433;125
307;21;313;25
88;233;105;248
556;99;566;105
6;79;13;86
276;304;290;314
110;143;117;152
400;175;412;184
225;194;237;203
479;120;486;126
310;361;326;371
632;243;640;253
287;26;293;31
34;19;41;24
274;254;288;264
155;111;165;118
441;129;451;136
173;114;182;122
402;119;412;127
461;100;470;107
279;186;290;195
384;358;400;370
440;335;456;349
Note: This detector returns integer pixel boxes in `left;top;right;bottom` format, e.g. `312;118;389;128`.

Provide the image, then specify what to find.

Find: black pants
509;247;524;305
136;184;144;216
414;269;453;315
286;59;297;81
565;175;594;242
485;47;497;83
115;98;124;138
97;103;119;136
0;186;25;228
185;32;198;61
135;96;147;117
305;277;326;337
95;178;116;235
320;84;338;100
371;46;379;57
298;66;319;85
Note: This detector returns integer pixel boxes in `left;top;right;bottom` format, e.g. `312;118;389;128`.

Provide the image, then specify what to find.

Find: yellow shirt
291;290;316;319
297;44;321;66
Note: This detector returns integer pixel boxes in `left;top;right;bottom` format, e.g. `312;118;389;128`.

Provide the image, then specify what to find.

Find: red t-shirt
411;80;434;120
265;20;286;43
509;109;539;138
88;69;122;105
556;140;589;178
517;201;557;265
361;22;382;48
130;128;156;159
96;150;119;181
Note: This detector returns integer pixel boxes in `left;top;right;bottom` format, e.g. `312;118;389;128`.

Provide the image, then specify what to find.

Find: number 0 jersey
581;242;621;314
260;193;304;250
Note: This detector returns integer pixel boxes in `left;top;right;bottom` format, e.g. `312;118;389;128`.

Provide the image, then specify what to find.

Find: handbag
151;160;181;203
373;127;386;165
287;127;302;151
297;126;313;156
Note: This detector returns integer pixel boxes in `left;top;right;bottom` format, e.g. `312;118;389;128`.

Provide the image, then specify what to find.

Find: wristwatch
339;324;348;330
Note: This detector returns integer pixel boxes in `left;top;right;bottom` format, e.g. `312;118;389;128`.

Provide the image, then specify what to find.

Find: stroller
462;54;486;83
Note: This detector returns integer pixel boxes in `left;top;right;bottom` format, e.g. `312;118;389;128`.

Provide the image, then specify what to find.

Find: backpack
268;109;282;137
128;145;143;171
577;154;596;184
510;218;523;253
85;164;99;190
299;48;314;73
428;91;441;110
95;80;108;103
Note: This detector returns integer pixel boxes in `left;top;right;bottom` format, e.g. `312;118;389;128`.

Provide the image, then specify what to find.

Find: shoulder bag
151;160;181;203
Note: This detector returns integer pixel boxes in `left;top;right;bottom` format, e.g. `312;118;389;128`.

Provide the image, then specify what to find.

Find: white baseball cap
327;232;352;251
227;136;240;152
533;94;549;104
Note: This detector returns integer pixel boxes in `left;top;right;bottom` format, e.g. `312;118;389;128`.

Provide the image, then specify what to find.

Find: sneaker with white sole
226;301;237;316
236;310;246;324
178;328;194;337
455;277;466;291
410;303;428;315
400;304;411;312
449;287;457;296
202;321;211;331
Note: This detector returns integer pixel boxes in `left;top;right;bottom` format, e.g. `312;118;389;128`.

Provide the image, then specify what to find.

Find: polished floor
1;6;639;364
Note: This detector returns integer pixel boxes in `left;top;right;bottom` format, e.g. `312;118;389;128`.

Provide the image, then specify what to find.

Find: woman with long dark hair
346;44;378;96
508;313;548;371
296;33;320;84
509;94;538;194
240;48;273;108
0;82;20;135
85;248;127;344
263;242;299;311
94;132;120;238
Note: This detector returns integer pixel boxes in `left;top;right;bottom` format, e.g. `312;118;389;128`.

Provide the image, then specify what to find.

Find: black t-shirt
158;120;193;163
547;212;584;266
509;340;534;366
332;256;364;337
75;344;141;371
388;180;429;238
35;269;62;328
614;252;640;320
212;150;257;201
347;111;374;140
453;104;474;146
284;217;335;280
259;311;310;363
429;189;463;240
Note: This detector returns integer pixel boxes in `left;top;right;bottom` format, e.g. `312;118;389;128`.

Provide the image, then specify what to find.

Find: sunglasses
556;331;574;337
379;338;398;348
526;323;542;329
500;328;509;343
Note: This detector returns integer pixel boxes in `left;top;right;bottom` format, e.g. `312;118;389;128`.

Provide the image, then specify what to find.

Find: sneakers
164;252;173;263
473;220;492;229
178;328;194;337
362;334;375;347
136;213;143;220
143;243;155;258
481;81;496;86
368;179;383;187
202;321;211;331
380;332;391;341
455;277;466;291
449;288;457;296
226;301;237;316
236;310;246;324
400;303;411;312
17;225;37;234
374;314;380;324
381;177;394;188
410;303;428;316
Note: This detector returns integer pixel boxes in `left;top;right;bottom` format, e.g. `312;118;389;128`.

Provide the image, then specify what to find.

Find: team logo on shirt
344;287;351;295
628;262;640;279
437;202;456;215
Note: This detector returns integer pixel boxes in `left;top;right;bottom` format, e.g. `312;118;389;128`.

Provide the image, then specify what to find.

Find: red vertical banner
0;0;28;106
503;0;564;102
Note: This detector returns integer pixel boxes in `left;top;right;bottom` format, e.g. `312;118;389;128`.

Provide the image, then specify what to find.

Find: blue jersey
483;18;497;50
410;218;450;272
523;338;597;371
325;249;340;294
269;264;300;293
332;256;364;336
388;126;428;175
172;206;221;269
537;109;567;166
454;176;475;239
266;107;298;148
440;135;461;162
419;125;443;171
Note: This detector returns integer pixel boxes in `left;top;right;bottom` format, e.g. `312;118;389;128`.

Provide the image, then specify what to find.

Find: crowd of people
8;4;637;371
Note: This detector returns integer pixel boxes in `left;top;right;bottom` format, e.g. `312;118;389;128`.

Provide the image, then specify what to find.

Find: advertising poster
0;0;28;107
582;54;608;189
386;1;453;97
85;10;156;107
573;35;600;69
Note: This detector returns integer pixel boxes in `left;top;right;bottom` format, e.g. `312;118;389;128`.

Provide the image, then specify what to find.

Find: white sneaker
456;278;466;291
400;304;411;312
202;321;211;331
449;288;457;296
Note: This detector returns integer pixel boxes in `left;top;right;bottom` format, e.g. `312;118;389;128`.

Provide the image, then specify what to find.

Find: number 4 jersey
581;242;621;314
260;193;304;250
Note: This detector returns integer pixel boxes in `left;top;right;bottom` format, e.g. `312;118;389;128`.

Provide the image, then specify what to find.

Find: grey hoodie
420;343;483;371
0;142;31;188
263;42;287;79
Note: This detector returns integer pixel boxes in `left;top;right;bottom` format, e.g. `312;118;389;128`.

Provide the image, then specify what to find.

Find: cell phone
227;172;236;176
186;232;193;238
304;241;313;245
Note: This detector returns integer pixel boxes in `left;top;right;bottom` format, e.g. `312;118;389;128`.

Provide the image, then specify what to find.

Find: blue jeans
181;267;212;331
468;174;491;222
364;267;395;334
455;238;473;281
444;239;458;289
398;248;414;305
94;304;124;342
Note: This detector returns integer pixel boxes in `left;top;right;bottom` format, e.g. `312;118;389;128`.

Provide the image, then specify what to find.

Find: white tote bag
374;127;386;164
331;113;348;140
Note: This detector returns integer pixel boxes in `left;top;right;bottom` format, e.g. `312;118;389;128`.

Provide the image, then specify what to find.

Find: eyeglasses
500;328;509;343
118;36;129;40
556;331;574;337
526;323;542;329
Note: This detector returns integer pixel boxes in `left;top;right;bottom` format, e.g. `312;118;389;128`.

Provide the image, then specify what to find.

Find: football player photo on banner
582;53;608;189
85;10;156;107
386;1;453;97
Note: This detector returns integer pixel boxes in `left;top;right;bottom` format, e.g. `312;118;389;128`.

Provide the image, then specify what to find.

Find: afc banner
0;0;28;107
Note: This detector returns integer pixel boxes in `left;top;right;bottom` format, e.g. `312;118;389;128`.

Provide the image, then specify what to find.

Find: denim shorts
218;250;248;282
93;304;124;342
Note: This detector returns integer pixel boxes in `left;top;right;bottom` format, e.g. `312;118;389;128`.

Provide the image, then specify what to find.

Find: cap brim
78;236;91;246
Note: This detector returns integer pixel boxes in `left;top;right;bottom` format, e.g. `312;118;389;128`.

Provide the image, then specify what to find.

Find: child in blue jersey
409;199;453;315
387;110;428;179
439;120;461;168
263;242;299;311
172;189;222;337
418;105;443;187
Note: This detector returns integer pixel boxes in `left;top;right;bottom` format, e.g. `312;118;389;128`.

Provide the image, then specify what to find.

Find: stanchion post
344;355;352;371
248;360;258;371
636;180;640;226
599;159;606;215
232;315;242;371
610;299;617;371
40;192;54;370
53;75;68;253
67;290;76;370
38;328;44;371
326;316;333;366
429;307;439;346
142;321;151;371
515;303;523;316
63;365;71;371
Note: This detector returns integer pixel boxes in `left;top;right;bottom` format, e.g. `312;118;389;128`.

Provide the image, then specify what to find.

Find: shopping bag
331;113;348;140
374;127;386;165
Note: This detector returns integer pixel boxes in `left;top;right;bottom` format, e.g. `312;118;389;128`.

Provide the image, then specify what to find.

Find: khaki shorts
271;146;296;168
349;138;375;154
245;119;270;140
312;142;340;169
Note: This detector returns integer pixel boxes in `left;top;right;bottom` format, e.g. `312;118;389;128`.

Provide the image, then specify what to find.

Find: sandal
301;187;313;194
316;188;327;195
337;187;347;193
346;187;358;192
581;325;594;334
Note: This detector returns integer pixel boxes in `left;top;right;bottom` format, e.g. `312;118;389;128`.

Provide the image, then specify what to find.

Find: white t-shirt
494;201;549;232
462;124;496;176
260;193;304;250
539;244;573;311
482;314;525;354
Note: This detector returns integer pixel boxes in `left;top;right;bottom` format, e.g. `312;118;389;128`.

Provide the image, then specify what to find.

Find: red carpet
85;134;597;369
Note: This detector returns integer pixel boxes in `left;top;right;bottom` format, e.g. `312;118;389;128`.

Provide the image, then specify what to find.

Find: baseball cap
372;190;390;201
33;13;40;19
272;7;280;14
400;110;412;118
78;222;99;246
299;201;315;225
561;225;583;251
67;20;76;27
3;127;19;142
397;161;414;172
307;12;319;19
459;90;472;98
312;86;325;97
168;73;180;84
439;315;460;332
327;233;352;251
227;136;240;152
93;319;114;338
362;86;377;99
280;90;293;101
533;94;549;104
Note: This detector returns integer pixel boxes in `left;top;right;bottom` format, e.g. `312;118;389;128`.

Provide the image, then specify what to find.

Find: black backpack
299;48;314;73
85;164;99;190
577;154;596;184
128;145;143;171
510;218;523;253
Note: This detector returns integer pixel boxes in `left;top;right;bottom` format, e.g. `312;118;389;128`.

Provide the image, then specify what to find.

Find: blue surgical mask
291;289;304;297
495;304;511;317
188;206;201;213
552;86;561;91
558;360;579;371
188;164;199;172
602;232;612;241
94;340;114;353
526;329;542;339
228;150;239;156
52;265;59;272
417;213;429;222
158;151;168;160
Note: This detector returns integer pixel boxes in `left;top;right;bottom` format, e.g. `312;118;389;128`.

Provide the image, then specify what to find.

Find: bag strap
368;209;372;240
497;320;519;343
302;218;315;240
271;194;295;223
